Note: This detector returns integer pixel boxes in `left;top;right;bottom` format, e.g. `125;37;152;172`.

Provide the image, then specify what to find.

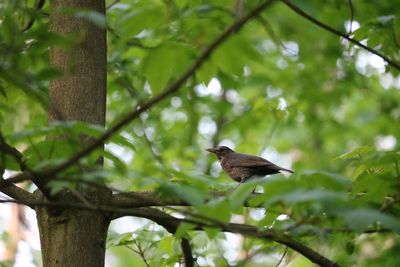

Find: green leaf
47;180;76;195
142;44;174;92
142;42;193;92
335;146;374;160
102;150;127;173
258;211;279;227
196;60;217;84
158;236;175;254
0;154;20;171
203;227;220;239
352;174;393;204
157;182;206;207
0;81;7;98
198;198;231;222
23;139;79;169
268;188;348;205
212;35;261;76
175;222;196;239
75;10;107;28
107;232;134;247
228;181;256;210
300;170;352;191
341;208;400;233
118;3;166;36
259;177;298;204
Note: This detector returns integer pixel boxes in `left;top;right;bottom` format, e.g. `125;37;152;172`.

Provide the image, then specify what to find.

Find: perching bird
206;146;293;183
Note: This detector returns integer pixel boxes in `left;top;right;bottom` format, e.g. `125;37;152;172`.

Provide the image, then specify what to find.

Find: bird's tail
279;167;294;174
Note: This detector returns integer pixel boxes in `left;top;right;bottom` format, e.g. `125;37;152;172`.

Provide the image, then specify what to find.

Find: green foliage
1;0;400;266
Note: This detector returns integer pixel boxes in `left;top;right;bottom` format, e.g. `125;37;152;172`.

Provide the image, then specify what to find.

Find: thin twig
275;246;288;267
132;240;151;267
140;118;172;178
281;0;400;70
257;15;297;55
0;133;26;170
22;0;46;32
106;0;119;10
347;0;354;34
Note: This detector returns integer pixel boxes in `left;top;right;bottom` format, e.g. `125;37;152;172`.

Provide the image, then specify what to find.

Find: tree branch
180;238;194;267
281;0;400;70
116;207;340;267
0;180;35;205
0;133;26;170
6;197;398;266
110;190;232;208
0;134;34;202
22;0;46;32
347;0;355;34
16;0;277;184
127;207;195;267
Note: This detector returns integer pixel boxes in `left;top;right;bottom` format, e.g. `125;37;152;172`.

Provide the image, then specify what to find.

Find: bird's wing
226;153;277;168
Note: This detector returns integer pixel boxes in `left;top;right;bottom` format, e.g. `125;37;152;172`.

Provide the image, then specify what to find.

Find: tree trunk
36;0;109;266
48;0;106;124
35;192;111;267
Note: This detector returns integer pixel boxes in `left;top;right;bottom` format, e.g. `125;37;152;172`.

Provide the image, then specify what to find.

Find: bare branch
22;0;46;32
110;190;234;208
281;0;400;70
106;0;119;10
3;171;33;184
0;134;34;202
118;207;340;267
0;133;26;170
5;197;398;266
180;238;194;267
276;246;288;267
134;207;195;267
18;0;277;184
0;180;34;205
347;0;355;34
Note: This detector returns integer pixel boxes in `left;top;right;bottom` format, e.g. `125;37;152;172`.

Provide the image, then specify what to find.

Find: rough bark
35;191;111;267
49;0;106;125
36;0;109;266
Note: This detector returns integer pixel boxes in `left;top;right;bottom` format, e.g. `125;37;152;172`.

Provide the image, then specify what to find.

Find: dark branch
281;0;400;70
0;133;26;170
0;181;34;204
130;207;195;267
19;0;277;183
275;246;288;267
110;190;230;208
22;0;46;32
0;134;34;202
347;0;355;34
0;134;54;199
5;197;397;266
0;198;338;266
180;238;194;267
115;206;340;267
106;0;119;10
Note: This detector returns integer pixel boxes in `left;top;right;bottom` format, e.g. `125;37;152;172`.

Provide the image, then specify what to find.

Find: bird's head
206;146;234;160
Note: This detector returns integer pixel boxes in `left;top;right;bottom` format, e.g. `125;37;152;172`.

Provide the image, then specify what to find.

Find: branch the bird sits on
206;146;293;183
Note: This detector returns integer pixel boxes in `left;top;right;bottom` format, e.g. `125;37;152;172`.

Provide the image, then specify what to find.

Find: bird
206;146;293;183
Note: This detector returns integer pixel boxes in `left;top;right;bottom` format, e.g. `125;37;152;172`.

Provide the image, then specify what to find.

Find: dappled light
0;0;399;266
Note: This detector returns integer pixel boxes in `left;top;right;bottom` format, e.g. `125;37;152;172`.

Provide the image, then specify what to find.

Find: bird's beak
206;148;217;153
